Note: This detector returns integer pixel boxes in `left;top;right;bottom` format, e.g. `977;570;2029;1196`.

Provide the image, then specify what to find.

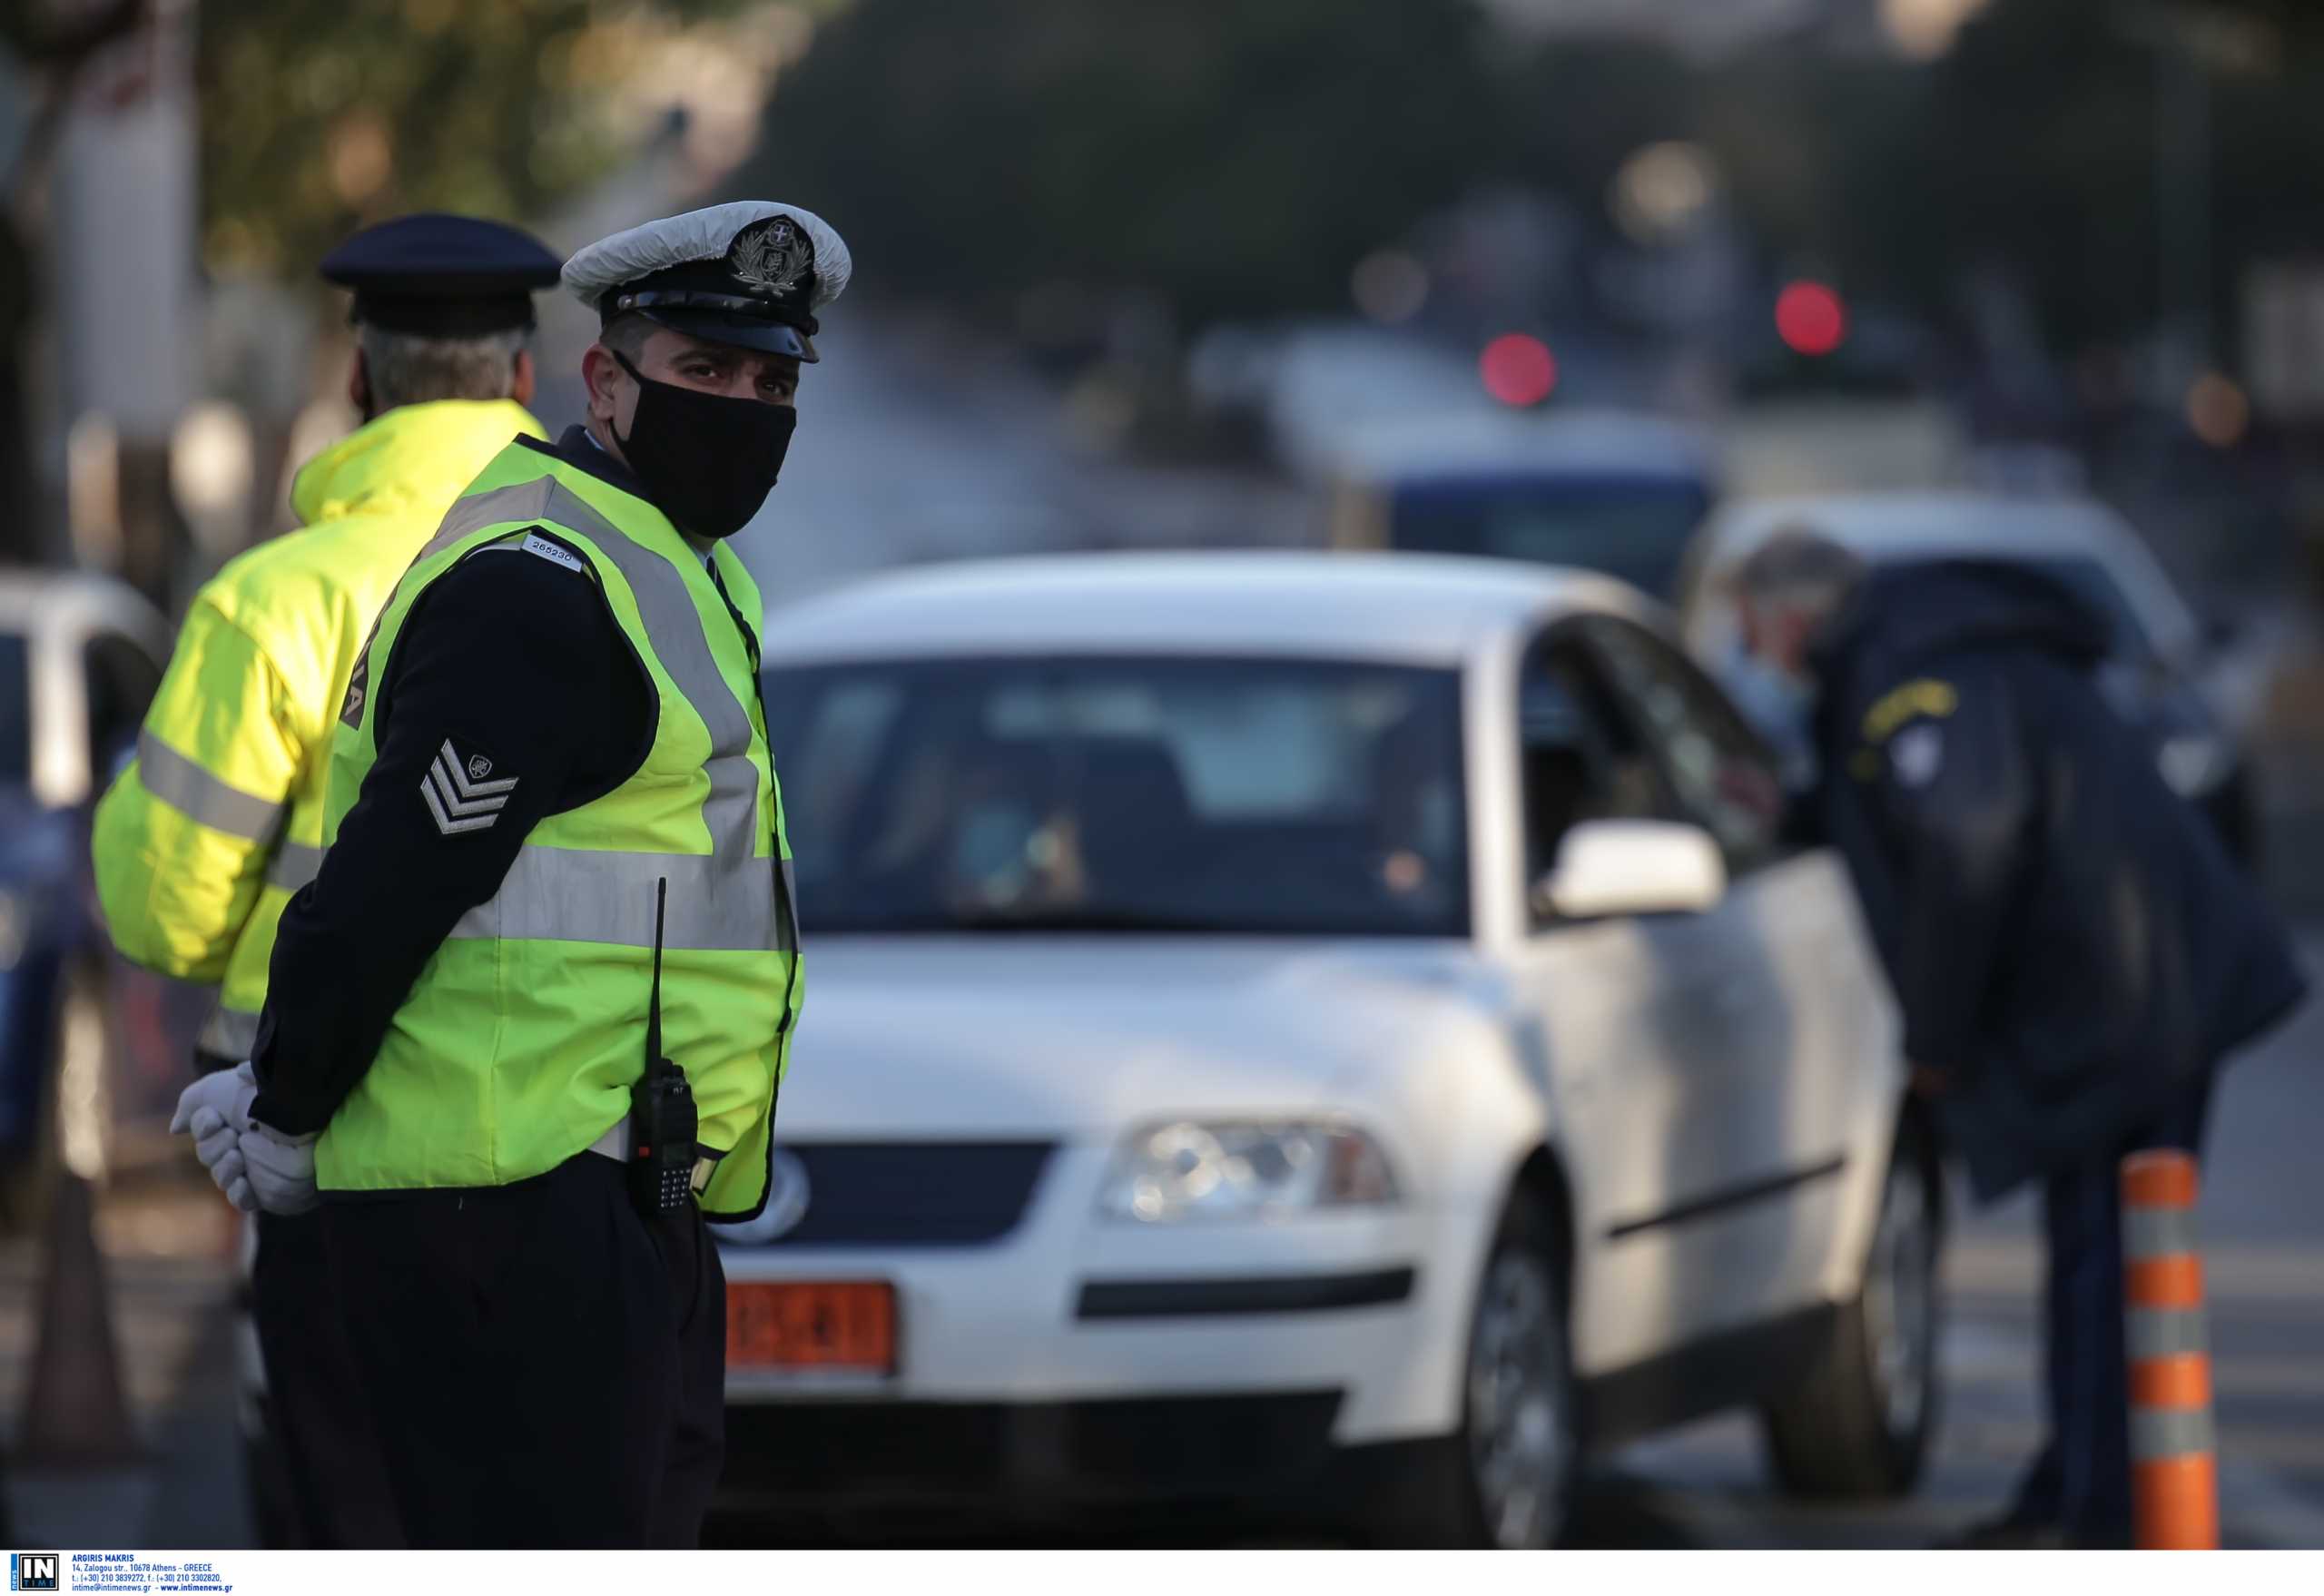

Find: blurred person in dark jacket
1730;527;2307;1548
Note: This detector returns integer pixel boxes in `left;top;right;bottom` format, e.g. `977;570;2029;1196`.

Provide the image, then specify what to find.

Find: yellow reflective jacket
91;399;545;1060
314;439;802;1220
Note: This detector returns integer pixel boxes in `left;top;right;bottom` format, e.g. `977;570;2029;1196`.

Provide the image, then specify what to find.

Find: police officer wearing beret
113;212;562;1546
179;203;840;1548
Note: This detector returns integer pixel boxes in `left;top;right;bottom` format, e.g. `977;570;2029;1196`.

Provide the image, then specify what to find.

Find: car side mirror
1532;819;1728;921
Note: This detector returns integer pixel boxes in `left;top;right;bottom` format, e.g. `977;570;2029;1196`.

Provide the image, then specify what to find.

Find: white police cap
563;202;852;362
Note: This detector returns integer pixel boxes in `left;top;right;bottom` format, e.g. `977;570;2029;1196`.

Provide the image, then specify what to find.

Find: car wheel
1758;1123;1942;1499
1375;1193;1575;1547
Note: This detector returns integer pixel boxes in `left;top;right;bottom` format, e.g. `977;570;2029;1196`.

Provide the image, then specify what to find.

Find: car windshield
0;634;29;787
763;656;1469;937
1389;476;1710;600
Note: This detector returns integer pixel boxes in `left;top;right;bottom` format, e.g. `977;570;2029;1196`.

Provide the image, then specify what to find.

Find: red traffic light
1481;334;1558;407
1777;281;1847;357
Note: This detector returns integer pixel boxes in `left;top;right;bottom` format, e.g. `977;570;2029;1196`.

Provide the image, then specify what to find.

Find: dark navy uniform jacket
1807;560;2306;1200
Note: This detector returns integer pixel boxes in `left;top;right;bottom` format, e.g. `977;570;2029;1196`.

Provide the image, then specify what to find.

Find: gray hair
357;324;529;409
597;313;656;363
1731;525;1867;626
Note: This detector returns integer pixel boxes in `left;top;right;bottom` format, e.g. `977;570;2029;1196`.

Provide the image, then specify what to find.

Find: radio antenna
647;876;668;1065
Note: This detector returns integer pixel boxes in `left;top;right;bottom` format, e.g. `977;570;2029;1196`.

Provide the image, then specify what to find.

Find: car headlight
1098;1120;1400;1223
2158;734;2231;798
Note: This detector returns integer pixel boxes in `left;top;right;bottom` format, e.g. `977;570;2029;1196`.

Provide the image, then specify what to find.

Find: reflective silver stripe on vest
138;731;284;842
437;473;782;954
413;478;569;566
267;840;325;894
199;1003;261;1060
450;847;793;951
564;489;765;871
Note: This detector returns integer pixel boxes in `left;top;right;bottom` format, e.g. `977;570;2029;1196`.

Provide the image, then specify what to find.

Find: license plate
726;1280;897;1374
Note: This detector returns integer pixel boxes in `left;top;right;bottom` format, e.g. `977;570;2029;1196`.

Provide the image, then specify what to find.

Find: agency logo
9;1552;59;1592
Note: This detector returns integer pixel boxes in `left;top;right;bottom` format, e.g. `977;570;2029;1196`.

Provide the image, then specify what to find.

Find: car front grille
734;1140;1056;1247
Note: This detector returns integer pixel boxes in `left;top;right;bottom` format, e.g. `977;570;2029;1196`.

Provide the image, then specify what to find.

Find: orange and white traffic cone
2122;1149;2218;1550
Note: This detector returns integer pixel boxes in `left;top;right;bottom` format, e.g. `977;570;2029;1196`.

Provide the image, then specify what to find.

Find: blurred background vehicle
711;552;1937;1547
1316;409;1720;603
0;571;177;1213
1679;491;2264;865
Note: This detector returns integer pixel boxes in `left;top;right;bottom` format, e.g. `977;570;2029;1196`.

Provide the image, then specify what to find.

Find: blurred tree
195;0;759;280
1502;37;1703;223
1878;0;2324;355
1677;0;2324;364
741;0;1503;329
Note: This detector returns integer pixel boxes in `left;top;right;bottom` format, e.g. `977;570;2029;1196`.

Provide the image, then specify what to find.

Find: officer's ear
511;348;537;409
582;342;628;425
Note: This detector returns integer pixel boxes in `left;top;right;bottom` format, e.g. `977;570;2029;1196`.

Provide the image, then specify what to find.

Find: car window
1573;617;1785;875
84;632;162;771
764;655;1470;938
1518;635;1671;927
0;633;29;786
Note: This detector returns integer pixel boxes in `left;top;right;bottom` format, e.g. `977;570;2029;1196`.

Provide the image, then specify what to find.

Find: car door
1574;616;1862;1326
1502;627;1758;1374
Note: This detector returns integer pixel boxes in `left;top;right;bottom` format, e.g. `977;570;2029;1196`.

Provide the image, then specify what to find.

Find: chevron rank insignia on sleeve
421;739;518;835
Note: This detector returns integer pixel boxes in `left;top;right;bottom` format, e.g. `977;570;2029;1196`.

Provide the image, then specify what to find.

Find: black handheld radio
629;878;699;1216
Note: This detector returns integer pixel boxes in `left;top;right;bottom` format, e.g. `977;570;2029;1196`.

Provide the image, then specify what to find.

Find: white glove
234;1120;320;1216
170;1060;256;1138
171;1063;257;1202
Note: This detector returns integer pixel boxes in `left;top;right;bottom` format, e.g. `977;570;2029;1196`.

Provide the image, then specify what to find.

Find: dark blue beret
320;213;563;336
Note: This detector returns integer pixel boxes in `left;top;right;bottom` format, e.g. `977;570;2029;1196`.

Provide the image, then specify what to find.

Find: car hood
777;937;1508;1136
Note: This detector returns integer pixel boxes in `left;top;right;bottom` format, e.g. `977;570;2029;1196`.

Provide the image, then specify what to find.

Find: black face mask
612;350;797;539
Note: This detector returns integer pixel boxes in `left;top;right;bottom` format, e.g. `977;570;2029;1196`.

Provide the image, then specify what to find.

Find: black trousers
320;1153;726;1548
249;1211;403;1547
2008;1074;2215;1540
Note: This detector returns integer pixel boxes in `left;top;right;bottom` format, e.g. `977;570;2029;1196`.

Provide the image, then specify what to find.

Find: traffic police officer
1729;528;2307;1547
98;212;561;1546
175;202;836;1548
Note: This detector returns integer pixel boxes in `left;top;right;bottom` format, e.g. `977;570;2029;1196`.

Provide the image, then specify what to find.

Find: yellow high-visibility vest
313;438;803;1220
92;399;545;1059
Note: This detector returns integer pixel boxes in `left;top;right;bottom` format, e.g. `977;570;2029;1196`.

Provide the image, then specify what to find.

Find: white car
717;552;1938;1547
0;572;172;1179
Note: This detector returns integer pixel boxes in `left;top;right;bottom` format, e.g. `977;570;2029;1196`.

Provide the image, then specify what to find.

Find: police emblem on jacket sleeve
421;739;518;835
